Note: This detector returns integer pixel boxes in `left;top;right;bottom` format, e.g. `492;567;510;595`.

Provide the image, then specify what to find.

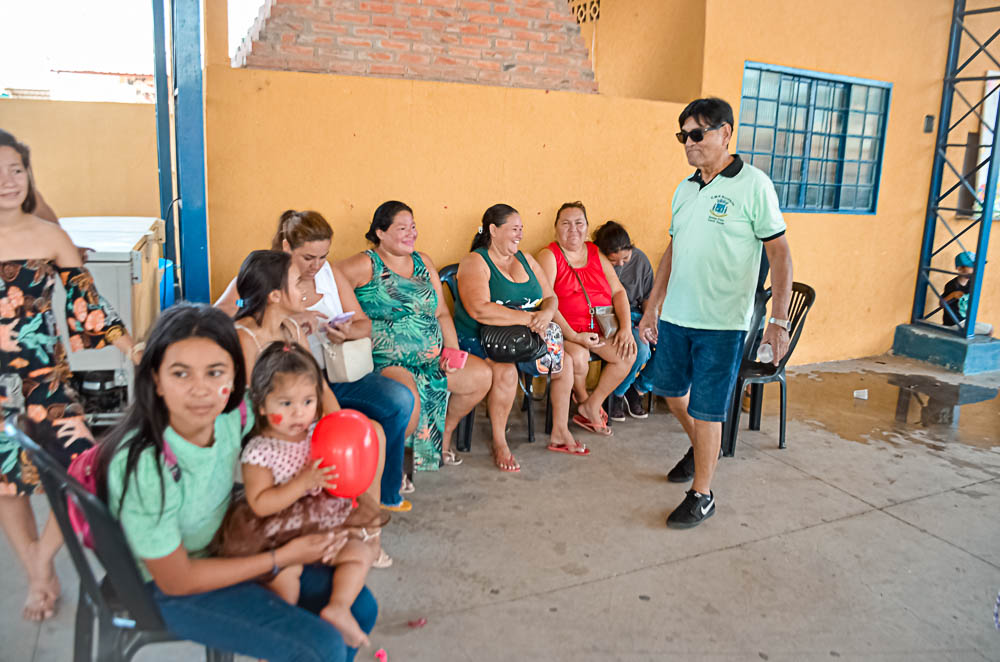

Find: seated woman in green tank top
338;201;492;478
454;204;588;472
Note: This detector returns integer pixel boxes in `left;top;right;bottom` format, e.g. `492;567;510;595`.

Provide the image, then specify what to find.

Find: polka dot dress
242;435;317;492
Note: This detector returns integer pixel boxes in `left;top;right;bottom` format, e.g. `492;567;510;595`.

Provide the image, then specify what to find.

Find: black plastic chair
5;423;233;662
721;282;816;457
438;264;544;451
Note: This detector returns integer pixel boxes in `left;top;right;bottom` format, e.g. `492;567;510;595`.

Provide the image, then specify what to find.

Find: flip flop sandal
359;528;381;543
400;475;415;494
373;548;394;569
381;499;413;513
572;399;608;424
572;413;613;437
546;442;591;456
442;449;463;466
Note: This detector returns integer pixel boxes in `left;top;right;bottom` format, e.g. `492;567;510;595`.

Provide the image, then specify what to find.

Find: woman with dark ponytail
452;204;586;472
468;204;512;252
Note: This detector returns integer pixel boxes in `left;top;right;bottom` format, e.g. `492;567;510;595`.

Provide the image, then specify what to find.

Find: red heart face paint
269;413;283;425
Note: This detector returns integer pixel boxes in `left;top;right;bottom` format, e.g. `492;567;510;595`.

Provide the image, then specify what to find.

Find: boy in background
942;251;993;336
593;221;655;420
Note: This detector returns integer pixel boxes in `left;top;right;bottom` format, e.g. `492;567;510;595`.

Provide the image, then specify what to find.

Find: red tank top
550;241;613;334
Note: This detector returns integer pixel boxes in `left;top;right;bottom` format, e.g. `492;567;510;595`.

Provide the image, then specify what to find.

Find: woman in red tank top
536;202;637;437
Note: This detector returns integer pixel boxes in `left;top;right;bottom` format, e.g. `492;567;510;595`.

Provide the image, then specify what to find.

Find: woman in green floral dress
0;131;137;621
339;202;490;479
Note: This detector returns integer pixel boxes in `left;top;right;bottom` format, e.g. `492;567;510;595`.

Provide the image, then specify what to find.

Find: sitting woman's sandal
442;449;463;466
373;548;393;568
400;475;415;494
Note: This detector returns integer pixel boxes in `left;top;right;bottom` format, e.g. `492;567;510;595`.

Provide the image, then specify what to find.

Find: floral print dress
355;250;448;471
0;260;125;495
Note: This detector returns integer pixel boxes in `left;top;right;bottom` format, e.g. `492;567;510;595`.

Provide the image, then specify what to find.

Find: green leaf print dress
355;250;448;471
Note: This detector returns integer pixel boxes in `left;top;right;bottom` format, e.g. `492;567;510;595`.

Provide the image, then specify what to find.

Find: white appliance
52;217;165;424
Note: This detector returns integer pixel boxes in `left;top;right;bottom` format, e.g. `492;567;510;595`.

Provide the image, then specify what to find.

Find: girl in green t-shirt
95;303;376;661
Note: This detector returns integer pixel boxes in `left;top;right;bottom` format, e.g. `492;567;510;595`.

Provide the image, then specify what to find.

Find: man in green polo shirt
638;97;793;529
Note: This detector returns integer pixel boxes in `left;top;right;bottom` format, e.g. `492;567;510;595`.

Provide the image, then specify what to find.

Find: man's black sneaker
623;386;648;419
609;395;627;422
666;446;695;482
666;489;715;529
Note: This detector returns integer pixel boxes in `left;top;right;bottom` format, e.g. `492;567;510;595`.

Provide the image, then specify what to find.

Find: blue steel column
963;96;999;338
152;0;174;263
172;0;211;302
911;0;965;323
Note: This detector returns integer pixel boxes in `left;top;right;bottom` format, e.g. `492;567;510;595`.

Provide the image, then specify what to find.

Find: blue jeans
613;317;655;397
330;372;413;506
650;320;746;422
151;565;377;662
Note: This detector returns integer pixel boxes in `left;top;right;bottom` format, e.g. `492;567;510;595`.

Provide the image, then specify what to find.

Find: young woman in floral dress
0;131;137;620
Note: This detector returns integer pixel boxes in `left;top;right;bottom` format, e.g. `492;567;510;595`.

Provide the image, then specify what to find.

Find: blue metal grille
737;63;891;213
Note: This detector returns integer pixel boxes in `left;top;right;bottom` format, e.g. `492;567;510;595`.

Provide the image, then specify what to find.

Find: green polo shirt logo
708;195;735;223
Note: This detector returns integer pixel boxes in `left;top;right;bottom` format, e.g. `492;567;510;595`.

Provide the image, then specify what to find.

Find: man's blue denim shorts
650;319;746;422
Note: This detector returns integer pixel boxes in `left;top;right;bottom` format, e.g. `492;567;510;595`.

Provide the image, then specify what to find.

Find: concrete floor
3;356;999;661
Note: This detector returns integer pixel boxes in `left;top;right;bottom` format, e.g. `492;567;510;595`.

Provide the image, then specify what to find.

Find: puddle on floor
754;371;1000;449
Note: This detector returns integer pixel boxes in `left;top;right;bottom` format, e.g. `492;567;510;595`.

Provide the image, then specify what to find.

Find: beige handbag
320;336;374;383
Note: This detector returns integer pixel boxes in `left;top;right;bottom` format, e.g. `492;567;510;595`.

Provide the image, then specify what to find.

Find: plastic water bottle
756;343;774;363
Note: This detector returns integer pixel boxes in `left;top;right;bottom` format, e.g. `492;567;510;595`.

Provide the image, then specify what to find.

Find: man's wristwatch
768;317;790;331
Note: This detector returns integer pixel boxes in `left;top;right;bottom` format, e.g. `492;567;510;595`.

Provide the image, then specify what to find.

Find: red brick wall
234;0;597;93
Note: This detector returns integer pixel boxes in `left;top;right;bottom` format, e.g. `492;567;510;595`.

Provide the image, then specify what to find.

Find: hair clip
477;226;483;234
282;345;291;352
235;298;245;307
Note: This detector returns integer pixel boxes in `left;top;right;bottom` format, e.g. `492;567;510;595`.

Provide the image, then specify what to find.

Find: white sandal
400;475;415;494
373;548;393;568
442;449;463;466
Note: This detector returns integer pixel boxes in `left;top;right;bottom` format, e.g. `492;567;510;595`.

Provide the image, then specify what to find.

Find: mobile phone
327;311;356;326
441;347;468;371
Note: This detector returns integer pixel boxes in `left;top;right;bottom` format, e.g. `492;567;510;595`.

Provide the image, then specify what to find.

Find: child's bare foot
320;604;369;648
23;541;59;621
23;583;57;621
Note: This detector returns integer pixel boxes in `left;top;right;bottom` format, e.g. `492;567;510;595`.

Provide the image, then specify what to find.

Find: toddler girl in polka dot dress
217;342;385;648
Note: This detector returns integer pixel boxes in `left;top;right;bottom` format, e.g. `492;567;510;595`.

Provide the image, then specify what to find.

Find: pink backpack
67;441;179;549
67;401;247;549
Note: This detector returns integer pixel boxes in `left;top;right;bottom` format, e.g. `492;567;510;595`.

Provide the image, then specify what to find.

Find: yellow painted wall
0;99;160;218
587;0;705;103
698;0;1000;364
202;65;684;298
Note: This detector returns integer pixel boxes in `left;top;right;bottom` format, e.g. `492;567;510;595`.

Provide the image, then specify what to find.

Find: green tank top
453;248;543;339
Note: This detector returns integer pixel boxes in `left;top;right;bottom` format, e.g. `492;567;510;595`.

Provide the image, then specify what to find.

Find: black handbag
479;324;547;363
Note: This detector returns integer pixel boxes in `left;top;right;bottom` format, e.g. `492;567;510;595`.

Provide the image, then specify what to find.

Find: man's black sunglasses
676;124;724;144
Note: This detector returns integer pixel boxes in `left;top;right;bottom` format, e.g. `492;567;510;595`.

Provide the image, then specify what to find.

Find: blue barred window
736;62;891;214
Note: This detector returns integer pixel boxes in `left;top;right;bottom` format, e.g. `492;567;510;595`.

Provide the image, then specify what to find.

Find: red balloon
310;410;379;505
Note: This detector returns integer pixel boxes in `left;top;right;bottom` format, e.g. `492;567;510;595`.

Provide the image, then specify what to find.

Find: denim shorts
650;320;746;422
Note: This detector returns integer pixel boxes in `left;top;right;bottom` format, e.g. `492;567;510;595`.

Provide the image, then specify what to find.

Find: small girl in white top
217;342;382;648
